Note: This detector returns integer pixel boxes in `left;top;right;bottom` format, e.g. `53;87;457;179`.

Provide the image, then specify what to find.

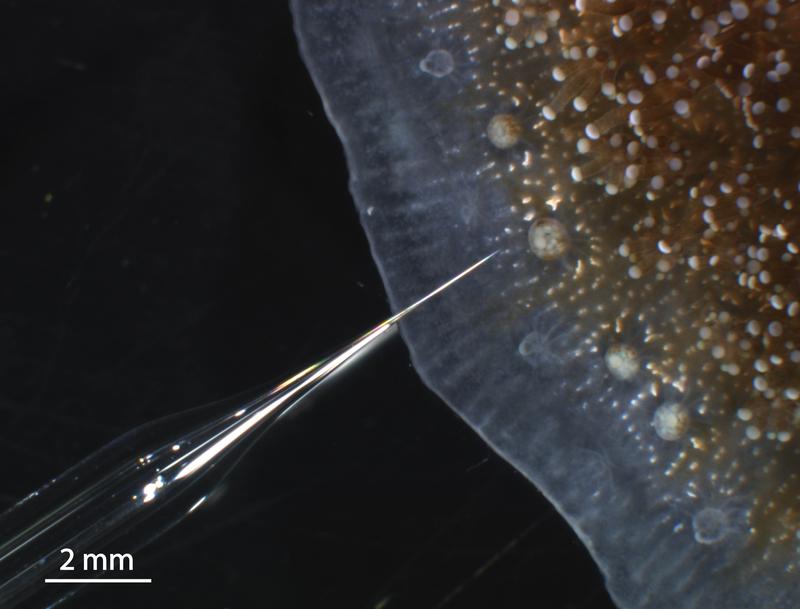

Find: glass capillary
168;250;497;483
0;251;496;608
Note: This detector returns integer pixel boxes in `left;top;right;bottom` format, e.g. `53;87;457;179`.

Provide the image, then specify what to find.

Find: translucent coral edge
289;0;622;599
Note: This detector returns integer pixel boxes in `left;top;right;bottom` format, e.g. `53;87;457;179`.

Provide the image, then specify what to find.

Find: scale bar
45;578;152;584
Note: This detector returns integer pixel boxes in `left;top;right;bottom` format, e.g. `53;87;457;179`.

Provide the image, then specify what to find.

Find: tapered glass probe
0;252;495;608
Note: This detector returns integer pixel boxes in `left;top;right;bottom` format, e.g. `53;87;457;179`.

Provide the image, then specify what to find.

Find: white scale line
45;578;152;584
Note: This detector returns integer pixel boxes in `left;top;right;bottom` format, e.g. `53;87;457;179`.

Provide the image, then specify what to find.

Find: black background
0;1;615;607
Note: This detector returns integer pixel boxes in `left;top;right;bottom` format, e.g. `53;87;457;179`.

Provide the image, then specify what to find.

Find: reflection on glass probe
0;252;495;608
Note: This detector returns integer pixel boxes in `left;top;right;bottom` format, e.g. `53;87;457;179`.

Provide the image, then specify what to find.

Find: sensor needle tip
387;250;497;326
